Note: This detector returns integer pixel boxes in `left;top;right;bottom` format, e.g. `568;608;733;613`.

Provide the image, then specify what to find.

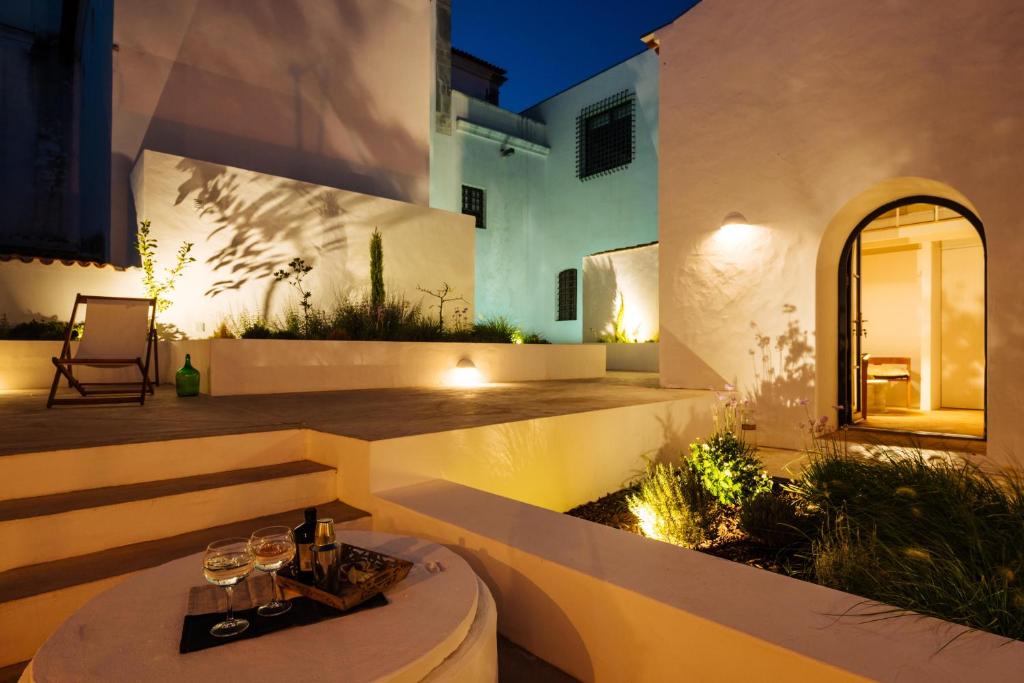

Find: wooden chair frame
46;294;159;408
861;355;912;420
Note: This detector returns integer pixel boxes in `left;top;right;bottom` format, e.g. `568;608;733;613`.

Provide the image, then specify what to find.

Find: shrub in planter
688;431;772;507
627;462;717;548
0;316;74;340
738;491;805;549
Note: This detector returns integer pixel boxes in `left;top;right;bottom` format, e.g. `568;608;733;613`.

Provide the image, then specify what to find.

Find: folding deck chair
47;294;159;407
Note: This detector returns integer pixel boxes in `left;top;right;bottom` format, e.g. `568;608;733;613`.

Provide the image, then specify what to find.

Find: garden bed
567;403;1024;644
566;481;803;574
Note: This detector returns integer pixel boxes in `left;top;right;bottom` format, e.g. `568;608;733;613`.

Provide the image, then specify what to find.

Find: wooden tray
278;543;413;612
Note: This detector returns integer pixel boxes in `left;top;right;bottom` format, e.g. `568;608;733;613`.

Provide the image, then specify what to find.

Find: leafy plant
627;461;718;548
472;316;522;343
136;219;196;313
274;258;314;335
211;321;235;339
600;294;635;343
370;228;385;312
0;317;79;340
688;431;772;507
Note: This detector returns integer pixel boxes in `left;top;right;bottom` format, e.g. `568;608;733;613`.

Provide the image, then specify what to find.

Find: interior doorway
838;197;986;439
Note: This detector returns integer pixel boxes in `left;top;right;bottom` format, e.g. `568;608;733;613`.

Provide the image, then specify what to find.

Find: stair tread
0;460;333;522
0;500;368;603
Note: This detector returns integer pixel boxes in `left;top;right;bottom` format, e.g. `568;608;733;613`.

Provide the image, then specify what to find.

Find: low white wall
2;339;603;396
203;340;605;397
0;340;201;392
0;341;66;392
374;479;1024;683
360;392;711;513
604;343;659;372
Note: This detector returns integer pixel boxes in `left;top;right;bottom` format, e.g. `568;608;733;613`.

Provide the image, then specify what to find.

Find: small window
576;91;635;180
557;268;577;321
462;185;485;228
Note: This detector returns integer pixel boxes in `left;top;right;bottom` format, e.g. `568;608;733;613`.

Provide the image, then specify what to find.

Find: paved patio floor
0;372;707;456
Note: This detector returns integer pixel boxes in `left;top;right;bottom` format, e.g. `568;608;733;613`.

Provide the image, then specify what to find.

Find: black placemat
179;594;388;654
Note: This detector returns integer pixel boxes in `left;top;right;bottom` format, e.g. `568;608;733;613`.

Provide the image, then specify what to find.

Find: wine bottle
293;507;317;581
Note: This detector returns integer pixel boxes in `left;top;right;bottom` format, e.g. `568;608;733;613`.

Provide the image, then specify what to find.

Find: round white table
25;531;497;682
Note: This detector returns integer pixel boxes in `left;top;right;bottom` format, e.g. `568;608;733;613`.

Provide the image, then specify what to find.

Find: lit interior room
852;202;985;438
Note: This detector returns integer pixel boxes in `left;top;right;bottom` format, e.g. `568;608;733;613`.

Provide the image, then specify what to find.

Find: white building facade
431;50;660;343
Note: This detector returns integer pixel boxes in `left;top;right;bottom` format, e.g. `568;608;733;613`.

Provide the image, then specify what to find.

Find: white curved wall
656;1;1023;457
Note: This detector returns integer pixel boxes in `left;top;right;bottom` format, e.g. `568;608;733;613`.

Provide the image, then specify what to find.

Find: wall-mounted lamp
500;147;515;157
721;211;749;228
448;357;484;387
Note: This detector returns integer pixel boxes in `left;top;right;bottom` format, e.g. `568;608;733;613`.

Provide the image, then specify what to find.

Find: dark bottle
293;507;318;581
175;354;200;397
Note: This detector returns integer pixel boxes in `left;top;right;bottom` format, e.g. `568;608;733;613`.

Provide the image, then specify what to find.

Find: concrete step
0;499;369;667
0;460;336;571
0;430;307;501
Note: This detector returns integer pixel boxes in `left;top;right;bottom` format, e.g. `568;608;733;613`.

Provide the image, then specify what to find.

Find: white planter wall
203;340;605;396
605;343;659;372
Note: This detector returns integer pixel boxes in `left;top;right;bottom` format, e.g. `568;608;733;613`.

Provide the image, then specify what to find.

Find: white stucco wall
0;257;142;325
132;149;475;338
112;0;433;264
655;1;1023;456
430;92;548;333
861;247;922;408
431;51;659;343
941;242;985;409
523;50;660;343
582;242;658;343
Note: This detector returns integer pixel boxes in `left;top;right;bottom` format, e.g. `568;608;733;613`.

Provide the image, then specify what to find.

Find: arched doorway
838;195;986;438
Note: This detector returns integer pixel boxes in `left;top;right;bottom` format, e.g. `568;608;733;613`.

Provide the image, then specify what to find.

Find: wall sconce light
715;211;757;246
448;357;484;387
721;211;749;228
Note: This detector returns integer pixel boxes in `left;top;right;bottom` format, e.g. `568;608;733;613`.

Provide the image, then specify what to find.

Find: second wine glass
249;526;296;617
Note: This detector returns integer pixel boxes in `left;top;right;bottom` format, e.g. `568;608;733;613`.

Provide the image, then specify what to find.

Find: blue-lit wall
430;50;658;342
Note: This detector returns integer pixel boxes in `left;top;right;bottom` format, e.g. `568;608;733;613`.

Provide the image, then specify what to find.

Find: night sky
452;0;701;112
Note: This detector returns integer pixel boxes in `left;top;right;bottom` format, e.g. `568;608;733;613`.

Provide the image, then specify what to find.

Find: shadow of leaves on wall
172;156;359;308
747;304;815;448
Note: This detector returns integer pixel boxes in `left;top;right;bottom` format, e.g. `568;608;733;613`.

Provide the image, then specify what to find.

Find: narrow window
576;91;635;180
557;268;577;321
461;185;486;228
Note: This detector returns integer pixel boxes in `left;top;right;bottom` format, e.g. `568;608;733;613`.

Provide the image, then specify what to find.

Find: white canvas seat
47;294;158;407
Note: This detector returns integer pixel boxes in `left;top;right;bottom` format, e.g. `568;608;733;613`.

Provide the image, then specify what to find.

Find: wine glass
203;538;254;638
249;526;296;617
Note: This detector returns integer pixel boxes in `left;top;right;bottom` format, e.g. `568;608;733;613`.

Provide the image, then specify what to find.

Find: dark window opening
576;91;635;180
557;269;577;321
462;185;485;228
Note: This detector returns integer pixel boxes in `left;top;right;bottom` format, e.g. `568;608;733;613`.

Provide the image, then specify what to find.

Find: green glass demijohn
175;354;200;397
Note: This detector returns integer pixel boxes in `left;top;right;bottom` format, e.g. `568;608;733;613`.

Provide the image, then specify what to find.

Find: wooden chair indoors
47;294;159;407
861;355;912;420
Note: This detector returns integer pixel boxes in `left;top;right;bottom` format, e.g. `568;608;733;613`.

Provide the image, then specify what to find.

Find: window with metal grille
461;185;485;228
576;91;635;180
557;268;577;321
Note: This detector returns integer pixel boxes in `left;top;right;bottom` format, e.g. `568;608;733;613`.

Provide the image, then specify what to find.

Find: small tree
416;282;467;332
274;258;314;333
370;228;385;311
136;219;195;313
